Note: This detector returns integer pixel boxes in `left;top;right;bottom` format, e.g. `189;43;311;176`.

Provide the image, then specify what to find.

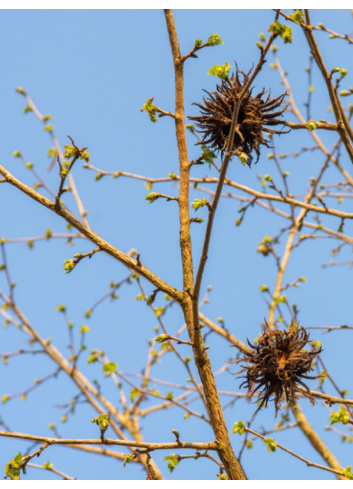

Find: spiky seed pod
234;322;323;417
188;69;288;166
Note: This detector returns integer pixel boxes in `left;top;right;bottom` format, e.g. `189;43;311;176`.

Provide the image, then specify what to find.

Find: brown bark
164;9;246;480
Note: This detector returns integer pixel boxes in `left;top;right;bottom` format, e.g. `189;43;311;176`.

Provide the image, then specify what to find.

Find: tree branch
0;164;183;303
0;431;218;451
244;427;348;479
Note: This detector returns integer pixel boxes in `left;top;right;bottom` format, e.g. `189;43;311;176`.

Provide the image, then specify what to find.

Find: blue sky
1;9;353;480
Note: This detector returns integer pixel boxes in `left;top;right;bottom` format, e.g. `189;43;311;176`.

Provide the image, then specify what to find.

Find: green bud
154;307;165;318
306;120;318;132
84;309;92;318
232;420;245;435
239;152;248;166
330;405;350;425
63;259;75;274
341;466;353;480
340;90;350;96
273;295;286;304
80;325;90;334
155;334;169;343
145;192;160;204
60;167;69;178
87;354;98;364
96;414;110;431
63;145;78;160
130;388;140;402
202;147;216;165
194;39;202;47
124;454;134;465
16;86;26;95
217;473;228;480
142;98;157;123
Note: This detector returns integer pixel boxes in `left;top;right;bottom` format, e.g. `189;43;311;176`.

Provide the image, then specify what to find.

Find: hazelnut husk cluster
189;69;288;166
234;322;323;417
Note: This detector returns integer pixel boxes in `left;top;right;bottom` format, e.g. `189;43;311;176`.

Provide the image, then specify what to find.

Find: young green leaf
268;21;293;44
163;454;179;473
103;362;117;374
130;388;140;402
192;198;208;211
208;33;224;46
208;62;231;80
264;438;277;453
289;10;303;23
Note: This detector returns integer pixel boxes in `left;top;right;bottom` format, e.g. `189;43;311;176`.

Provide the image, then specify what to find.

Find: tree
1;8;353;480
